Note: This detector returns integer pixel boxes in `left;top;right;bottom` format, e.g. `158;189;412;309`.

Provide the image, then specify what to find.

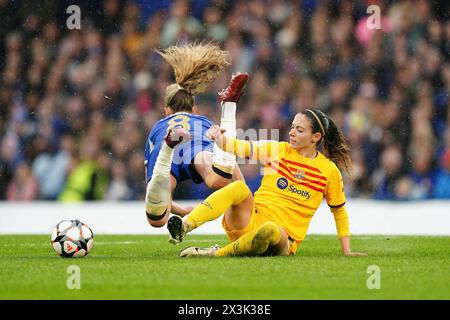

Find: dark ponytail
302;109;352;177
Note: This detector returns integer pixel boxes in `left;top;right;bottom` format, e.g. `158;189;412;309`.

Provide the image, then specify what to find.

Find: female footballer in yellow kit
167;108;367;257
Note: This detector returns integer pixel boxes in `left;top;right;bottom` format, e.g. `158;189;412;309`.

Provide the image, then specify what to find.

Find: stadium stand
0;0;449;201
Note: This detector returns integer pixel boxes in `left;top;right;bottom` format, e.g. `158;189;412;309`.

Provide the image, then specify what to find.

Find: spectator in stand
7;161;38;201
433;150;450;198
105;160;133;201
0;0;448;201
159;0;202;47
58;137;108;202
372;145;404;200
32;134;74;200
408;148;437;199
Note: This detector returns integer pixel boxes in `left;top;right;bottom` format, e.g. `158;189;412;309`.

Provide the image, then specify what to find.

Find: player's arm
207;125;277;161
326;164;367;257
170;201;194;217
330;205;366;256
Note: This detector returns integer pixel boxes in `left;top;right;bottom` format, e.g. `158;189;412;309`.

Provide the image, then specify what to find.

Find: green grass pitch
0;235;449;299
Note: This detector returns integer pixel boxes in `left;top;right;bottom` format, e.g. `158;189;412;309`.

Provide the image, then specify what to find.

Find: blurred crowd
0;0;449;201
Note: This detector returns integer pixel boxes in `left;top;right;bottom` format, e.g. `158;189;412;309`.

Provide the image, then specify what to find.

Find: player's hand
206;125;226;148
183;206;195;215
171;202;194;217
173;206;194;217
343;251;368;257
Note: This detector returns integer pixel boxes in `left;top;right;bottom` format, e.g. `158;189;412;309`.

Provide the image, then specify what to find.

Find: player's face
288;114;321;150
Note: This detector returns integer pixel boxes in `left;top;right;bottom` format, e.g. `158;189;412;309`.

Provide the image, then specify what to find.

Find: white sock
213;102;237;176
145;143;174;215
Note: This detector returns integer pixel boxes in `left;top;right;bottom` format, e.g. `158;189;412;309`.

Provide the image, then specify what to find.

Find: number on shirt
167;115;191;132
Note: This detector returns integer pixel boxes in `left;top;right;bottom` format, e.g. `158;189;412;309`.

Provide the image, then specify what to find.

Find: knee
146;210;169;228
232;180;247;189
229;180;250;194
256;221;281;244
205;176;230;190
258;221;279;234
147;219;166;228
230;180;251;202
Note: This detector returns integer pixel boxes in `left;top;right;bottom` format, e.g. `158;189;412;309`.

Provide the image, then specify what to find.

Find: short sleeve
325;163;346;208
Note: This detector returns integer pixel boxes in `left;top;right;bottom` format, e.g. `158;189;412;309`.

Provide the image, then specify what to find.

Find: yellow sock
215;221;281;257
185;180;250;230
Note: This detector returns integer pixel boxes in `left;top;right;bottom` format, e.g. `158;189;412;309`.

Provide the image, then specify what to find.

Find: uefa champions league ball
51;219;94;258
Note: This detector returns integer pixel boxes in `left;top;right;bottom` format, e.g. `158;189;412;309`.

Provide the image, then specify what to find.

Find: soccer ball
51;219;94;258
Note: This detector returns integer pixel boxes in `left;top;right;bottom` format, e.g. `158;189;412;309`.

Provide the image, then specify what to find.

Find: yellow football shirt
226;138;347;243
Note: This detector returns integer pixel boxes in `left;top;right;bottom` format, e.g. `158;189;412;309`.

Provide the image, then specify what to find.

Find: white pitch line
0;241;141;247
95;241;141;245
180;239;226;243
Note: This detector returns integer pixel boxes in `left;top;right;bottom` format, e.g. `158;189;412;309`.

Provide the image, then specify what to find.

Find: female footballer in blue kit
144;43;249;230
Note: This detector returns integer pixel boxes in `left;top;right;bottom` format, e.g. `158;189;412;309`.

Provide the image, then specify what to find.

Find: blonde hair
155;43;231;111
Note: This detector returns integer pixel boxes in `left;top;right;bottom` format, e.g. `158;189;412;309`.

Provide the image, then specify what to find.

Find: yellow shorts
221;206;300;255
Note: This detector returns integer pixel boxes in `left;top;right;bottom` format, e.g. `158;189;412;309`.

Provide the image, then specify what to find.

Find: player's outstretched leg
145;128;191;227
212;72;249;179
167;180;251;244
179;221;289;257
179;245;220;257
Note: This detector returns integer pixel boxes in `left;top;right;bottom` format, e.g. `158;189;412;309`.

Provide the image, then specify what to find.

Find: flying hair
155;42;231;110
